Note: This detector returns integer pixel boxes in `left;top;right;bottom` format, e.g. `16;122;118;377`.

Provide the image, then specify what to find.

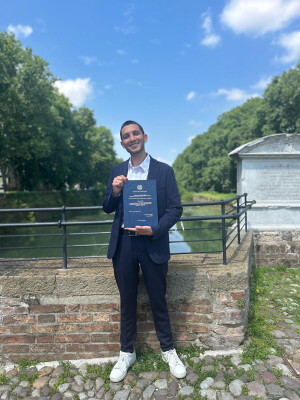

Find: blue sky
1;0;300;164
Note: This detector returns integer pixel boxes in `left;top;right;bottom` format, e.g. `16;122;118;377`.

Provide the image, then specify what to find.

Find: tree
0;32;56;190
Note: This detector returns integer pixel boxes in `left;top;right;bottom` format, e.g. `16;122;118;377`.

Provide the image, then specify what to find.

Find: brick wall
0;290;249;363
0;232;253;363
253;231;300;267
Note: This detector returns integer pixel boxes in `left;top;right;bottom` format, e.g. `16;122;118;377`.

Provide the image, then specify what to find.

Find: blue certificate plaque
123;180;158;228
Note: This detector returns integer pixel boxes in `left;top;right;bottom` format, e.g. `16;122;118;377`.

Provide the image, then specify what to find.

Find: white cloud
186;91;196;101
116;49;127;55
221;0;300;36
275;30;300;63
54;78;93;107
7;24;33;38
189;120;202;127
104;84;112;90
215;88;260;101
251;76;272;90
81;56;97;65
188;136;195;143
201;34;221;48
114;5;137;35
201;12;221;48
170;149;177;154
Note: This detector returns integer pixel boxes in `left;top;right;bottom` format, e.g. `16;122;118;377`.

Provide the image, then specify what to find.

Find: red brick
111;314;120;322
84;323;119;332
194;305;213;314
29;325;58;334
58;324;82;333
55;334;90;343
58;314;91;323
37;336;54;343
93;314;110;322
3;345;29;353
178;304;195;313
66;344;84;352
193;299;211;306
2;306;29;315
2;335;35;344
170;313;213;324
85;304;119;312
3;315;35;325
30;344;65;353
107;343;120;351
0;327;10;334
38;314;56;323
174;332;197;341
213;312;226;319
172;323;210;333
30;305;65;314
9;326;28;334
91;334;110;342
230;291;245;300
66;305;84;313
84;343;107;352
109;333;120;342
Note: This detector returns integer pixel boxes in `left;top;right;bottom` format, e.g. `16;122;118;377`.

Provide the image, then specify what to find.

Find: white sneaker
161;348;186;378
110;350;136;382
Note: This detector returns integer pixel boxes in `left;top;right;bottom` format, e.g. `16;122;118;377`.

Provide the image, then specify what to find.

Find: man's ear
144;133;148;143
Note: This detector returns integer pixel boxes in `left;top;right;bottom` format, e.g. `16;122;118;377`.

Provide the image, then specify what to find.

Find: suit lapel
147;156;159;180
118;159;129;177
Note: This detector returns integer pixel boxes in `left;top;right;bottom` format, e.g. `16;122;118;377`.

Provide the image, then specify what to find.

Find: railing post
62;206;68;269
237;196;241;244
221;201;227;265
244;193;248;232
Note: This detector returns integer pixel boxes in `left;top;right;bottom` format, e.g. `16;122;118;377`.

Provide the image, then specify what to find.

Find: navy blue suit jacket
103;156;182;264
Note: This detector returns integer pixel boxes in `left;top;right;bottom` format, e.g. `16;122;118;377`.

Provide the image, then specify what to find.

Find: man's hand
125;226;153;236
112;175;128;196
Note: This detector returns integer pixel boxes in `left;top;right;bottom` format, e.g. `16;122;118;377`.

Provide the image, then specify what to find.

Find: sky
1;0;300;165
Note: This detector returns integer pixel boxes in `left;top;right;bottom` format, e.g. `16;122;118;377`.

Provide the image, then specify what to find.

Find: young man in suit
103;120;186;382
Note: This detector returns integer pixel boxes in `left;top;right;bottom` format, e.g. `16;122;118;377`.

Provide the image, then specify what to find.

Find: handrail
0;193;255;266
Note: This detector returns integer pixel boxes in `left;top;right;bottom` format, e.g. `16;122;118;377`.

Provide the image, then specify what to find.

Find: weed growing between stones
17;359;38;370
131;345;167;375
0;373;8;385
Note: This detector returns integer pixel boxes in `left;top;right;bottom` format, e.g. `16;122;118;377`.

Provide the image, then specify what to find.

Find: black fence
0;194;255;267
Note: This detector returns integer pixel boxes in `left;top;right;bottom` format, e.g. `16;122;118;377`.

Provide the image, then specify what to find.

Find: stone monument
229;133;300;231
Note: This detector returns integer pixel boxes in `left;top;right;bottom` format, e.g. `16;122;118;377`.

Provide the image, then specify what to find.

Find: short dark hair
120;120;145;140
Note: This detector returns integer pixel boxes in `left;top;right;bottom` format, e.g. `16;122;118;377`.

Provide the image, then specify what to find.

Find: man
103;120;186;382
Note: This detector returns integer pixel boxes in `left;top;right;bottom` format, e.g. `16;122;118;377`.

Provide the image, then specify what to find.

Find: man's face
121;124;148;155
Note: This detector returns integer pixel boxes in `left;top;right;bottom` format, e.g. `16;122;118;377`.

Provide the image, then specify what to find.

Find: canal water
0;204;232;259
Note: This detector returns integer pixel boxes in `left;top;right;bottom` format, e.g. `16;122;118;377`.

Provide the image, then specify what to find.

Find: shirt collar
128;154;150;172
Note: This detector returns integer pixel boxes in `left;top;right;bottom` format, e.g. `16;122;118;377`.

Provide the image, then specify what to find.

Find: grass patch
242;265;300;363
52;362;76;392
0;373;8;385
131;345;167;375
18;371;39;385
18;359;38;370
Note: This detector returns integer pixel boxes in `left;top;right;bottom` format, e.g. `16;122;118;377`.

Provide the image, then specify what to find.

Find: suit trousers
112;231;174;353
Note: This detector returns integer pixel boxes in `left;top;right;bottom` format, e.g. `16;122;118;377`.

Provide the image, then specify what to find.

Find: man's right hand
112;175;128;196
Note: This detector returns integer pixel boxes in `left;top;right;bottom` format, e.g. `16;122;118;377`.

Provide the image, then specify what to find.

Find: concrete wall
0;232;253;363
253;231;300;267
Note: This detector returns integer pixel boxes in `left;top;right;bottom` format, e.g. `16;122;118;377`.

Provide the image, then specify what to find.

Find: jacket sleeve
151;167;182;240
102;167;120;214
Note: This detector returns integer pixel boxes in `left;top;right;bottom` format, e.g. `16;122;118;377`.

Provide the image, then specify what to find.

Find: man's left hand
125;226;153;236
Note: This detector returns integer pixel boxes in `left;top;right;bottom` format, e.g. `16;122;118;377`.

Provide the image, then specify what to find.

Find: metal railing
0;193;255;267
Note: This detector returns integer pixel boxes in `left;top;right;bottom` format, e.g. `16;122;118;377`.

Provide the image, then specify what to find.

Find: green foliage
174;62;300;193
242;265;300;363
131;345;167;375
0;32;118;192
0;373;8;385
18;358;38;370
